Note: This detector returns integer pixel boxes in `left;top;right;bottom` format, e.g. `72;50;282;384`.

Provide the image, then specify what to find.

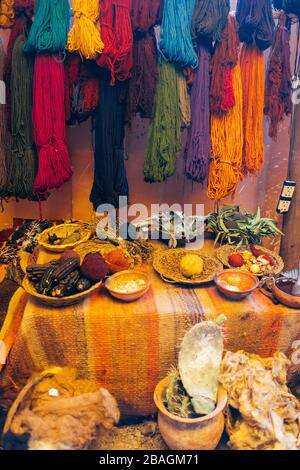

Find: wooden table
2;241;300;418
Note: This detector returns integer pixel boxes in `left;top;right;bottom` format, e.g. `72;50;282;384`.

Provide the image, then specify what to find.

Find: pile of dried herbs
205;206;283;247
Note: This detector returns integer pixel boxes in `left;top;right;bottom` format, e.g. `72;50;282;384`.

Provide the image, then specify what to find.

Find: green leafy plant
205;206;283;247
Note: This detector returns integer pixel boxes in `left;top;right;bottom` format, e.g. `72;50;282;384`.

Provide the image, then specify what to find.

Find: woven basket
74;240;117;263
216;245;284;277
22;276;102;308
37;224;92;253
153;249;223;285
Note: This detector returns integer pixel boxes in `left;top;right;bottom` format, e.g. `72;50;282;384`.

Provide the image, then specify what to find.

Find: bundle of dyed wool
64;53;100;125
0;39;9;198
178;72;191;128
264;14;292;140
24;0;71;53
159;0;198;69
127;0;162;120
13;0;34;18
144;61;181;183
0;0;14;28
33;54;72;197
184;44;211;183
236;0;275;51
2;368;120;451
4;6;32;132
90;70;128;209
207;62;244;201
281;0;300;14
192;0;230;45
9;35;37;200
240;45;265;175
67;0;104;60
97;0;133;84
210;15;239;116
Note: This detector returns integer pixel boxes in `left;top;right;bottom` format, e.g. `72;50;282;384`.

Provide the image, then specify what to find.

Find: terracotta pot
154;377;227;451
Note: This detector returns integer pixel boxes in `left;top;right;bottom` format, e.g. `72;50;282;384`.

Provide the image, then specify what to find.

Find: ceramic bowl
214;269;259;301
105;270;150;302
272;277;300;309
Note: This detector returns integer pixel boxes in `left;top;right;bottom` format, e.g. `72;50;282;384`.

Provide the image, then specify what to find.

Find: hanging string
192;0;230;45
64;52;100;125
24;0;71;53
207;62;244;201
126;0;162;121
96;0;133;85
144;61;181;183
184;44;211;183
264;14;292;140
236;0;275;51
0;39;10;199
178;71;191;128
0;0;15;28
9;35;37;200
90;70;128;210
210;15;239;116
240;44;265;175
67;0;104;60
33;53;73;196
158;0;198;69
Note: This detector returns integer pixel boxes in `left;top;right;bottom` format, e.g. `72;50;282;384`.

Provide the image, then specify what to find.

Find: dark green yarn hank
9;35;37;200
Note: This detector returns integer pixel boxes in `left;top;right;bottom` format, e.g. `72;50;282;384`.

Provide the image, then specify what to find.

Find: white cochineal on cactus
178;316;225;415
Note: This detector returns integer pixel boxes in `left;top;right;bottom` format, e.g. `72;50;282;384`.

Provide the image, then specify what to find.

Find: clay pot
272;277;300;309
154;377;227;451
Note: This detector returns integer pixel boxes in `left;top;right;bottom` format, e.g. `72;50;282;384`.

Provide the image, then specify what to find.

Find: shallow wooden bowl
22;276;102;308
272;278;300;309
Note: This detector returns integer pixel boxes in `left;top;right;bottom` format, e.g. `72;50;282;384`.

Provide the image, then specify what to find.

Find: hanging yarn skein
192;0;230;45
33;54;72;196
0;0;14;28
144;61;181;183
207;62;244;201
240;44;265;175
210;15;239;116
127;0;162;120
264;14;292;140
67;0;104;60
90;70;128;210
184;44;211;183
9;35;37;200
178;72;191;128
97;0;133;84
236;0;275;51
23;0;71;53
159;0;198;69
0;39;10;199
13;0;34;19
65;53;100;125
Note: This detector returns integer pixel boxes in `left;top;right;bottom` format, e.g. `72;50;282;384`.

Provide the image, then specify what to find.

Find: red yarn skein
97;0;133;84
33;54;73;196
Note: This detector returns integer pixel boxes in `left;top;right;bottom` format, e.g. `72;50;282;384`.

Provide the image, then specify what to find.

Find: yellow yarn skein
67;0;104;60
0;0;15;28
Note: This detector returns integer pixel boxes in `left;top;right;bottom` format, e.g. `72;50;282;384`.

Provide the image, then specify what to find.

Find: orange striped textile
2;242;300;418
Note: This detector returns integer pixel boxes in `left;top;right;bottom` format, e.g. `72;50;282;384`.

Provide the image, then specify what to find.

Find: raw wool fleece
3;368;120;450
220;351;300;450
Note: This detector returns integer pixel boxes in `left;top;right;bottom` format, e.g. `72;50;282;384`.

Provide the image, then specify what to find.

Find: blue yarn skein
159;0;198;69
